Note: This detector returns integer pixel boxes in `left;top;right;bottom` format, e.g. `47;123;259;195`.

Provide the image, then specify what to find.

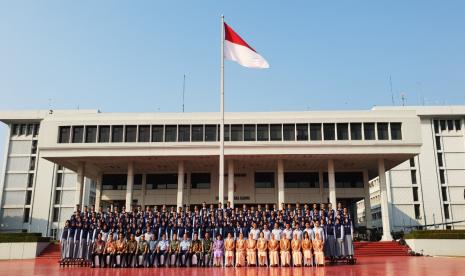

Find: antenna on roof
48;98;53;114
182;74;186;113
401;93;406;106
389;75;394;105
416;81;425;106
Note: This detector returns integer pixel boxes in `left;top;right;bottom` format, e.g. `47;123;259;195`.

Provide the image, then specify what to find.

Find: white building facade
0;106;463;239
357;106;465;232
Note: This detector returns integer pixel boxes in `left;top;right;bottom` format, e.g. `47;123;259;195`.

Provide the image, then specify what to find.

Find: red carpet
37;243;61;260
354;241;409;256
0;256;464;276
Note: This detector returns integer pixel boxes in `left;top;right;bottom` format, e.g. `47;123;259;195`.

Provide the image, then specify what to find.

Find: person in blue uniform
335;218;344;258
343;217;354;259
325;219;336;261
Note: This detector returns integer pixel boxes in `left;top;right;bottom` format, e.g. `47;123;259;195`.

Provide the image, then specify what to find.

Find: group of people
60;202;355;268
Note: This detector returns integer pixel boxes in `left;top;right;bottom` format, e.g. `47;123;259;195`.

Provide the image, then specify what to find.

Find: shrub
404;230;465;239
0;232;51;243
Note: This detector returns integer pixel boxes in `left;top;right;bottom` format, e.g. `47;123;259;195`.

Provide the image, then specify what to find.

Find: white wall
406;239;465;256
0;242;49;259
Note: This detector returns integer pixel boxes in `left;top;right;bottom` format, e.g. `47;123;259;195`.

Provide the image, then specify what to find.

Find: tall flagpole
219;15;225;207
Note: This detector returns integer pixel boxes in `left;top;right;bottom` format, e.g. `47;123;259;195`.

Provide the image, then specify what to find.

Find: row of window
433;119;461;134
100;171;364;190
409;157;421;220
433;129;452;220
58;122;403;144
11;123;40;137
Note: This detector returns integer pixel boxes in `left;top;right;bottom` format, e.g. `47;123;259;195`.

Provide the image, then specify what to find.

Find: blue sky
1;1;465;168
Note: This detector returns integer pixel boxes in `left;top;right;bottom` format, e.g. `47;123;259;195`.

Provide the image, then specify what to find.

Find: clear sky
1;1;465;168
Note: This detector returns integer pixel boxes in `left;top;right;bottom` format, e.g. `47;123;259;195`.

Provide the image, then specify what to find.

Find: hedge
404;230;465;239
0;232;51;243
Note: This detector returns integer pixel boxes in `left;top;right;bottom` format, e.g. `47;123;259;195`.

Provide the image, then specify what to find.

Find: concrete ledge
406;239;465;257
0;242;50;259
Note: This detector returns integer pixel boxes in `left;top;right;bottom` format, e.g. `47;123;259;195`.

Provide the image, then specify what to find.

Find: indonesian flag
224;22;269;69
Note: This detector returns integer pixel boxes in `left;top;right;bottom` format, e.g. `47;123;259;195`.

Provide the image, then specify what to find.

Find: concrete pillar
186;172;191;207
95;173;102;209
277;160;285;209
363;169;372;228
328;159;336;205
125;161;134;211
141;173;147;209
378;158;393;241
318;169;324;203
177;161;184;210
228;160;234;207
75;162;85;210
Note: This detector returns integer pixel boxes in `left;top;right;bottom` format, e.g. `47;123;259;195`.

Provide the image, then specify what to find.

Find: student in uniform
343;217;354;259
272;223;282;242
257;232;268;267
249;222;260;241
60;220;70;261
335;218;344;258
283;223;293;241
325;219;336;261
262;224;271;241
268;233;280;267
67;221;76;260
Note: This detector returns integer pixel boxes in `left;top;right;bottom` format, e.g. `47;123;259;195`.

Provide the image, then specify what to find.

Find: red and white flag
223;22;269;69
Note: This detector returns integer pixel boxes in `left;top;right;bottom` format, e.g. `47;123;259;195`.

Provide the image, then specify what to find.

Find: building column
228;160;234;207
378;158;393;241
75;162;85;210
141;174;147;210
363;169;372;228
95;173;102;209
328;159;336;205
125;161;134;211
277;160;285;209
318;169;324;203
177;161;184;210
